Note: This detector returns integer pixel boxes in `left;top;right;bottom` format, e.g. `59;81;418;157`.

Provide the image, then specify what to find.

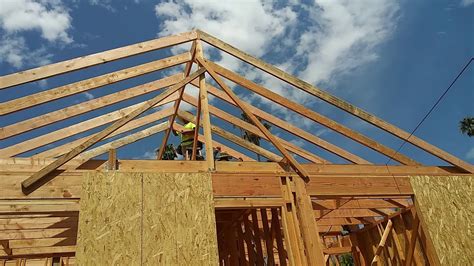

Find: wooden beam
21;68;205;193
156;40;197;159
0;31;196;89
323;246;352;255
314;208;397;219
214;199;285;209
205;59;418;166
176;112;281;161
0;53;189;115
293;177;326;265
317;217;376;226
195;41;215;169
405;213;420;266
191;80;369;164
0;73;182;140
312;198;411;210
191;85;202;161
196;57;311;182
198;30;473;173
0;92;177;157
75;122;169;161
371;219;393;264
31;107;174;159
182;93;328;163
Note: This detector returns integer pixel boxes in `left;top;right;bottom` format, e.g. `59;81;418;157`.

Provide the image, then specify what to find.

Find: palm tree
236;112;272;161
459;116;474;137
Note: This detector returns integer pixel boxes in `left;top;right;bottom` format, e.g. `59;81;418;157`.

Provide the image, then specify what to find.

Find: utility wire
386;57;474;165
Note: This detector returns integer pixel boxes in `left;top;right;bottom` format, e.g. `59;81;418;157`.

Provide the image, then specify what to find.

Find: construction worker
174;118;203;160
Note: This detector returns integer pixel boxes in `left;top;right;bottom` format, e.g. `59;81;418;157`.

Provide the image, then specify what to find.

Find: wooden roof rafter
0;29;471;196
196;30;474;173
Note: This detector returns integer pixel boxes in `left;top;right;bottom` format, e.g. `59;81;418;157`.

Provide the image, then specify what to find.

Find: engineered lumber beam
0;73;182;140
0;53;189;115
176;112;282;161
205;59;418;166
2;159;463;176
75;121;169;161
197;57;311;181
198;30;473;173
190;79;370;164
157;40;197;159
0;31;196;89
21;68;205;193
182;93;328;163
214;199;286;209
1;170;413;199
32;107;174;159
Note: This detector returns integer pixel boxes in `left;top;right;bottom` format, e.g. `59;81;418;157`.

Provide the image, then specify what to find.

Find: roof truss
0;30;472;194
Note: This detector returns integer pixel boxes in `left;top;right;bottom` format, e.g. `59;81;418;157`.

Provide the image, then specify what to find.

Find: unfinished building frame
0;30;472;265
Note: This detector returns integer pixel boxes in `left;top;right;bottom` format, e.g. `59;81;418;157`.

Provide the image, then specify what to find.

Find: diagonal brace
157;40;198;159
195;56;310;182
21;68;206;194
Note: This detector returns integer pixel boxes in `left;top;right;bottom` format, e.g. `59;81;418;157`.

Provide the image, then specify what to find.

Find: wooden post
195;41;215;170
280;176;307;266
191;90;202;160
405;212;420;266
196;56;310;181
293;177;326;266
157;41;197;159
107;149;117;170
371;219;393;264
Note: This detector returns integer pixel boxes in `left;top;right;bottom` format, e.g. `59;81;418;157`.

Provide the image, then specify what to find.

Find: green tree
236;112;271;162
459;116;474;137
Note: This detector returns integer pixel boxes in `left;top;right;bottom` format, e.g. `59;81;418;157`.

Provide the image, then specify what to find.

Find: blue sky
0;0;473;166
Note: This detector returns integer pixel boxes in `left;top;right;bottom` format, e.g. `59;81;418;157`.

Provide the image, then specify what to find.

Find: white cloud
460;0;474;7
82;91;95;100
0;0;72;68
0;0;72;43
155;0;296;64
154;0;399;129
0;37;52;68
466;147;474;160
297;0;399;85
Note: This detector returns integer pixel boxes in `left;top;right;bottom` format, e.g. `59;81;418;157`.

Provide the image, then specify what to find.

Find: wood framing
0;30;471;262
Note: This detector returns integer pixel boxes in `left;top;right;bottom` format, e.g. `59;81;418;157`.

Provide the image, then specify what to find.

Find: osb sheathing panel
76;172;218;265
410;175;474;265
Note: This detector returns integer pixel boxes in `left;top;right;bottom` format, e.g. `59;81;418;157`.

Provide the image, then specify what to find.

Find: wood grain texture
410;175;473;265
76;172;142;265
76;172;218;265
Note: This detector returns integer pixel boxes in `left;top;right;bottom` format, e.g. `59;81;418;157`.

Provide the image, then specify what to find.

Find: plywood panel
76;172;218;265
410;175;474;265
76;172;142;265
